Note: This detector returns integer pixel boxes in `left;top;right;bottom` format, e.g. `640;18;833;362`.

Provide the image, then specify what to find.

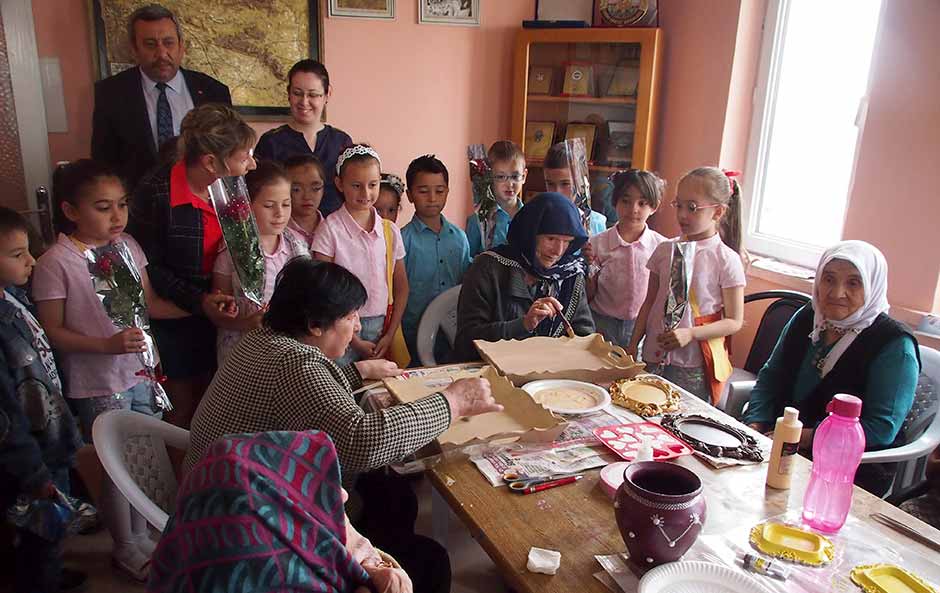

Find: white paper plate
638;561;774;593
521;379;610;415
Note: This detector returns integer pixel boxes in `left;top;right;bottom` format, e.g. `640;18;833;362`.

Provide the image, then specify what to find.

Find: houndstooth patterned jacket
183;327;451;475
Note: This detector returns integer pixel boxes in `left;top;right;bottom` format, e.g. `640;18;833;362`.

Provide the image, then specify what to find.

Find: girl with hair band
311;144;409;365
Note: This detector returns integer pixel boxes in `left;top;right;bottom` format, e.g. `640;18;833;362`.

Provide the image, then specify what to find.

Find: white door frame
2;0;51;218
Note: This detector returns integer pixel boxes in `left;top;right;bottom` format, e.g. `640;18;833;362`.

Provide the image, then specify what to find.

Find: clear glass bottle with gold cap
767;407;802;489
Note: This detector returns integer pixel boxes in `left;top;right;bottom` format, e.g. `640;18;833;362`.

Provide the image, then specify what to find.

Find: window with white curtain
744;0;883;268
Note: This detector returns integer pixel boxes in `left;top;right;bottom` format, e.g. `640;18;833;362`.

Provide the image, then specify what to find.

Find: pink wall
650;0;742;238
841;0;940;312
317;1;533;224
31;0;95;165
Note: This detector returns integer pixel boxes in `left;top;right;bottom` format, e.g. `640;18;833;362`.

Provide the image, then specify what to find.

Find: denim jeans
74;381;161;444
591;309;636;349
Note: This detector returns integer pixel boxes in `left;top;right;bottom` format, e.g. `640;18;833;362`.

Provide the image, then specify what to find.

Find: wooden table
428;402;940;593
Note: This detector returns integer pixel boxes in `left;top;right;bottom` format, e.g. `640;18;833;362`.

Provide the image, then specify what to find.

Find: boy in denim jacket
0;208;84;592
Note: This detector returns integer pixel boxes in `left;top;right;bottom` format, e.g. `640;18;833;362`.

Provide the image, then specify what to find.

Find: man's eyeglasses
493;173;525;183
671;200;720;214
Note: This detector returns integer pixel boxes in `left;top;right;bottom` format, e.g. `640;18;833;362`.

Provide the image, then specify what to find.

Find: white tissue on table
527;547;562;575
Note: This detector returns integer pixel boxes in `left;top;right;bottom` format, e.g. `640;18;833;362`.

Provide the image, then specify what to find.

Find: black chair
722;290;811;417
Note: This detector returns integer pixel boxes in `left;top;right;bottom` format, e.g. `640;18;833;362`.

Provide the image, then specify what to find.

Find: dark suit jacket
91;67;231;190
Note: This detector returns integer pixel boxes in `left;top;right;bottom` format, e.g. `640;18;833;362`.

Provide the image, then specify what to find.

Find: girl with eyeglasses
626;167;746;403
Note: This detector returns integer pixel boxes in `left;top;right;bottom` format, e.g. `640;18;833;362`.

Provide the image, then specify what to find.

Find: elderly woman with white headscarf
743;241;920;454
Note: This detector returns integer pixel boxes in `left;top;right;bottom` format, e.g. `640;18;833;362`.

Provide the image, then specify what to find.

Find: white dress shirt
139;67;195;150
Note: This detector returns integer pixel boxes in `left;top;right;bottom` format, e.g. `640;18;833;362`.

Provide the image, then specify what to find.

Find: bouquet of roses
562;138;594;232
209;176;265;306
85;242;171;411
468;144;498;249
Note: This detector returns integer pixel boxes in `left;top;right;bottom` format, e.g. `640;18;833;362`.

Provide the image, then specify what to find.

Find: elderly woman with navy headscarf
454;192;595;361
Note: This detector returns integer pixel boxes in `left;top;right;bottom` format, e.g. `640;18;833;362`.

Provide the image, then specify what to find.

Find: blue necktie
155;82;172;148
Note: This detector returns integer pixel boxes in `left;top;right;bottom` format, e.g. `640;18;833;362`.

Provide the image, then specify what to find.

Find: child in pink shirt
312;144;407;366
31;160;228;581
285;154;326;248
627;167;746;402
213;161;308;364
587;170;668;347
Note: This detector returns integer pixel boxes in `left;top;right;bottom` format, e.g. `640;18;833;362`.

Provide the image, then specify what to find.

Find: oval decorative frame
610;374;681;417
661;414;764;462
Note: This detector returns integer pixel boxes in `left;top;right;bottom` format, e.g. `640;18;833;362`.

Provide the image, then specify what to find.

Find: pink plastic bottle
801;394;866;533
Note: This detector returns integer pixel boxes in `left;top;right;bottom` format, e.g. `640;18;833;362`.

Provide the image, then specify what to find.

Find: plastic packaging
766;407;802;489
801;394;866;533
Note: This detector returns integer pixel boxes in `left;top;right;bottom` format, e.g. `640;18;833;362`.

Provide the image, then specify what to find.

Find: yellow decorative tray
610;374;681;417
850;564;938;593
749;522;834;566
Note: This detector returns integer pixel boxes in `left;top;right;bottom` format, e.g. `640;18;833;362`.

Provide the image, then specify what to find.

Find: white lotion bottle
767;407;802;489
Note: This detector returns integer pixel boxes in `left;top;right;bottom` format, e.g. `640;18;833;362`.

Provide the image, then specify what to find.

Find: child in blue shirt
543;142;608;236
402;155;471;363
465;141;526;257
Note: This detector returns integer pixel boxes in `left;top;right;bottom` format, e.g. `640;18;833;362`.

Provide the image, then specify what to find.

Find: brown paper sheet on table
473;333;645;386
382;366;567;449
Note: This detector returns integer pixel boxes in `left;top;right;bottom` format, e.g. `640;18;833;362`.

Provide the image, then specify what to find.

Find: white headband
336;145;382;174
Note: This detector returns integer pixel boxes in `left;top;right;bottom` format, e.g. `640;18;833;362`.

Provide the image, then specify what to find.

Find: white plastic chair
860;345;940;499
729;345;940;499
415;285;461;367
92;409;190;532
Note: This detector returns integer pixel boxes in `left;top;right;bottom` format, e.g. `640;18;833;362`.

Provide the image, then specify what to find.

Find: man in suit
91;4;231;189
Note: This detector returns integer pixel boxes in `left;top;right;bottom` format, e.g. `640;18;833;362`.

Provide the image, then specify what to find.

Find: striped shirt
183;327;451;474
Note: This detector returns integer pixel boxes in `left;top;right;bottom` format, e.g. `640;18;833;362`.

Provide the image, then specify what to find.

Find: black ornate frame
661;414;764;462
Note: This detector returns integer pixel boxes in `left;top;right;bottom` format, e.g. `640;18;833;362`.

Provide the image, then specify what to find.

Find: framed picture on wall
419;0;480;26
330;0;395;19
527;66;554;95
524;121;556;161
89;0;323;116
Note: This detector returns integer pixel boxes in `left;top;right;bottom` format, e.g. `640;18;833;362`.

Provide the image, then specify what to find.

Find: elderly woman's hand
354;359;404;380
523;297;564;332
442;378;503;420
362;563;413;593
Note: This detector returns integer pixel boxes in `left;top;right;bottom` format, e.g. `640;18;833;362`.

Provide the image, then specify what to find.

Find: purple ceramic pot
614;461;706;567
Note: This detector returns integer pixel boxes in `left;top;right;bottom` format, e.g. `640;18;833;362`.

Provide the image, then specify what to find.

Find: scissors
502;469;581;491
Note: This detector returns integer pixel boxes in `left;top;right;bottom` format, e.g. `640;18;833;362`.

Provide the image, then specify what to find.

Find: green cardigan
743;314;918;448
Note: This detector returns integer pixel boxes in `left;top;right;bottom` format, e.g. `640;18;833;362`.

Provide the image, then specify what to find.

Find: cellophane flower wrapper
657;241;696;367
209;175;265;307
563;138;594;231
85;242;171;411
7;487;95;541
468;144;498;248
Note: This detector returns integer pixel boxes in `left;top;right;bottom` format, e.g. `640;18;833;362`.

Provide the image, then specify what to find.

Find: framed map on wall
89;0;322;115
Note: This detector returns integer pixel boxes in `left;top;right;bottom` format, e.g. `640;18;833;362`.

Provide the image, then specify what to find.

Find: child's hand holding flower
107;327;147;354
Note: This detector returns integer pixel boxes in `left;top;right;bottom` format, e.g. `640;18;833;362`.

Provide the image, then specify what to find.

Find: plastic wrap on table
699;510;940;593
